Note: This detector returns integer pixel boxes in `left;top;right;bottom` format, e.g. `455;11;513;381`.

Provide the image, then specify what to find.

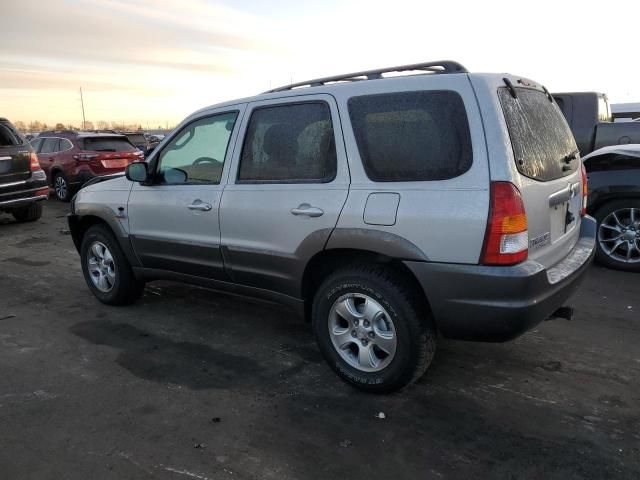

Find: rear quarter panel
331;74;490;264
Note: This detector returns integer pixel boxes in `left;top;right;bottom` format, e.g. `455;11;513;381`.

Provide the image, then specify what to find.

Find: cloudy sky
2;0;639;127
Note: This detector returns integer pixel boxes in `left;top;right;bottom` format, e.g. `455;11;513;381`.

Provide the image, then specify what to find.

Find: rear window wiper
562;149;579;164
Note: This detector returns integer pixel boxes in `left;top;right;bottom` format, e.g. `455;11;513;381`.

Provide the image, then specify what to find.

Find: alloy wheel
328;293;397;372
55;175;67;200
598;207;640;263
87;241;117;292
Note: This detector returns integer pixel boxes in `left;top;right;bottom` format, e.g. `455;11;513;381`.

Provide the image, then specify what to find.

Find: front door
127;107;244;280
220;95;350;298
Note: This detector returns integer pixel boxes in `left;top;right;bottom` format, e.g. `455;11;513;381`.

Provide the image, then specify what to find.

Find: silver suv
68;61;596;392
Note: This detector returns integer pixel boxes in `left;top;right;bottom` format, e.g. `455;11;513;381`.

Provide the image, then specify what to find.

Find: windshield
499;87;578;182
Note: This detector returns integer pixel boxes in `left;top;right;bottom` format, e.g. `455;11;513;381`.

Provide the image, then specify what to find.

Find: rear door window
348;91;472;182
30;138;44;152
40;138;58;154
81;136;137;152
498;88;578;181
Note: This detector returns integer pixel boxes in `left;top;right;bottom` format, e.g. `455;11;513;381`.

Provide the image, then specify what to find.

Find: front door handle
291;203;324;218
188;200;212;211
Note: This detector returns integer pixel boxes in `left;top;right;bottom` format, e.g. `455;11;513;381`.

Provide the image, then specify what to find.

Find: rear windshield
348;90;472;182
499;87;578;182
0;123;23;147
80;136;137;152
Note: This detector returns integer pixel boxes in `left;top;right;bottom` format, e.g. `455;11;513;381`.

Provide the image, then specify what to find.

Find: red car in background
30;131;143;201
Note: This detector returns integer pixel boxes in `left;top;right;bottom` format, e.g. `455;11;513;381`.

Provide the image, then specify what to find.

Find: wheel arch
300;248;433;324
68;213;141;267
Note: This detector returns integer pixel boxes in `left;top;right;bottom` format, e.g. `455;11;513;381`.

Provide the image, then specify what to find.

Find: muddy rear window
499;88;578;182
81;136;137;152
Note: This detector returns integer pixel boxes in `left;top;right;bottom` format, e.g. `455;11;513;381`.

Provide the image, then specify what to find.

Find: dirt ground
1;199;638;480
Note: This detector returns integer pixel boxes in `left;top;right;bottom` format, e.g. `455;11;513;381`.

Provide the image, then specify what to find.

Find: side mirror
126;162;148;183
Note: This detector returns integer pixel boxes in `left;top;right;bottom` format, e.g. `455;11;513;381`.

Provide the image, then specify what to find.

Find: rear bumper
0;172;49;210
404;216;597;342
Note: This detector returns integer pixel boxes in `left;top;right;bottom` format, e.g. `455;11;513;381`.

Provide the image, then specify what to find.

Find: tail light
481;182;528;265
580;163;588;216
29;152;41;171
73;153;98;161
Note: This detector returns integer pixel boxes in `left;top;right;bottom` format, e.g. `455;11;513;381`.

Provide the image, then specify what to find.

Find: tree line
11;120;169;133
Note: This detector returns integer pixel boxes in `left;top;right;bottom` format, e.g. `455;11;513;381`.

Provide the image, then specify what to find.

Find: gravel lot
1;199;639;480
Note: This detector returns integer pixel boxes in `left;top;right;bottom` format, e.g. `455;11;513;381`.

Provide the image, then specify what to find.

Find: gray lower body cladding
405;216;597;342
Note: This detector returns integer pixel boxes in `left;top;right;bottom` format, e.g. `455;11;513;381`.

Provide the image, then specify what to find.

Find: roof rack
264;60;468;94
39;129;78;136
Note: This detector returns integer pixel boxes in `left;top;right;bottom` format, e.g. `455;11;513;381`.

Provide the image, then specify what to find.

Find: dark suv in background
31;131;143;201
0;118;49;222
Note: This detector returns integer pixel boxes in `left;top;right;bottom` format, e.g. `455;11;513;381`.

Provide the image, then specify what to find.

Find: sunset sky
2;0;639;128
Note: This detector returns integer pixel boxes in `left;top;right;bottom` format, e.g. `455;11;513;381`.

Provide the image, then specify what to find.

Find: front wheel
80;225;145;305
312;265;436;393
595;200;640;272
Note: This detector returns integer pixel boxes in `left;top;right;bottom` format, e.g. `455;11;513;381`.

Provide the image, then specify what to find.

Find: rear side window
499;88;578;182
0;124;22;147
348;91;472;182
58;138;73;152
81;136;137;152
238;102;336;183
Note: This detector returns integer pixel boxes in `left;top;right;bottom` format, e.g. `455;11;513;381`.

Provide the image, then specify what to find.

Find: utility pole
79;87;86;130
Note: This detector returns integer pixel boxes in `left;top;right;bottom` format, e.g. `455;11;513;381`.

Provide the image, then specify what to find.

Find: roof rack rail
39;129;78;136
264;60;468;94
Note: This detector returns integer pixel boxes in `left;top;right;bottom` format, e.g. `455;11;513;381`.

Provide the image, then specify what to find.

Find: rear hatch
0;121;30;185
79;135;142;171
498;86;583;268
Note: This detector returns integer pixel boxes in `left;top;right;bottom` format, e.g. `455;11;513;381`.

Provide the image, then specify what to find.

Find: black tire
53;171;71;202
312;264;436;393
80;224;145;305
11;202;43;222
594;199;640;273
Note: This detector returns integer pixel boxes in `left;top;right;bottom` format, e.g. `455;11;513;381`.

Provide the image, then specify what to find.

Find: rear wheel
80;224;145;305
594;199;640;272
312;264;436;393
53;171;71;202
11;202;43;222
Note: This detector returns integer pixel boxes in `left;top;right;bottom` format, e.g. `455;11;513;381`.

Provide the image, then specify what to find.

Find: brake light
73;153;99;161
580;163;588;216
481;182;528;265
29;152;41;171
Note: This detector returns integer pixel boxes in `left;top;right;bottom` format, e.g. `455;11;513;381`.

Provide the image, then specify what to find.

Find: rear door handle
291;203;324;217
188;200;212;211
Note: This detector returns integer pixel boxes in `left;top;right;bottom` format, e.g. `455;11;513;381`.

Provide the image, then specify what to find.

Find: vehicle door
36;137;60;178
127;107;244;280
220;95;350;298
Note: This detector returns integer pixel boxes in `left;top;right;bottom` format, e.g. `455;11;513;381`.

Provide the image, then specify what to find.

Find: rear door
220;95;350;298
0;122;30;185
497;86;583;267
